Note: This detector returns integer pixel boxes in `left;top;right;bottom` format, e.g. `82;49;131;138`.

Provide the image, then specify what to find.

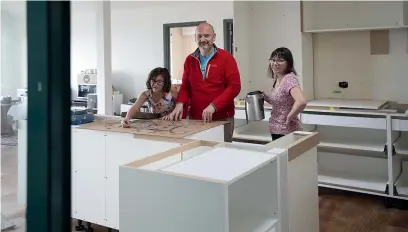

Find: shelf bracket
393;185;399;196
383;144;396;156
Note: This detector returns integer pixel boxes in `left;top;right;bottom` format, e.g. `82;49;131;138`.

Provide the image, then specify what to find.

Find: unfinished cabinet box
265;131;320;232
119;140;286;232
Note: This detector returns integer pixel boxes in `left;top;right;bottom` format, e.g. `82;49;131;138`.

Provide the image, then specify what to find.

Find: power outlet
338;81;348;89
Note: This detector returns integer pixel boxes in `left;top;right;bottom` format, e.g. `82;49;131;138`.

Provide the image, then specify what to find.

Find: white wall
313;29;408;103
1;2;27;98
69;1;233;102
233;1;313;100
70;3;98;100
110;1;233;102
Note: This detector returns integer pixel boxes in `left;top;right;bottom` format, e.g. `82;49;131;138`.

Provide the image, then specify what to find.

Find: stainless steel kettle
245;91;265;122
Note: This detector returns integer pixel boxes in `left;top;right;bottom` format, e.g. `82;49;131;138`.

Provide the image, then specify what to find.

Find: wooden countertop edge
286;131;320;162
75;119;229;140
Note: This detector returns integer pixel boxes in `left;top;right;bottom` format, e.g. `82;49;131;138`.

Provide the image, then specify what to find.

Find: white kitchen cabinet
119;141;287;232
302;1;408;32
71;129;106;225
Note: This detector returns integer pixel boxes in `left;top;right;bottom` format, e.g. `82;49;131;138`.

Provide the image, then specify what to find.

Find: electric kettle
245;91;265;122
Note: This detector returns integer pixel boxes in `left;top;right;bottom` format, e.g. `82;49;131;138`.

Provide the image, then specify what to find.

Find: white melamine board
181;145;215;160
162;147;276;182
395;135;408;155
229;215;278;232
301;113;386;130
307;98;387;110
104;132;181;229
185;125;225;142
392;118;408;131
317;126;390;152
119;156;281;232
17;120;27;206
319;172;389;193
318;152;388;193
72;129;107;225
119;167;228;232
287;147;319;232
395;161;408;197
234;121;272;142
139;153;182;171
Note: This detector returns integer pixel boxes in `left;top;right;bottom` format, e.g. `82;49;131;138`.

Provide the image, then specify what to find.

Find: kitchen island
119;131;320;232
17;116;230;230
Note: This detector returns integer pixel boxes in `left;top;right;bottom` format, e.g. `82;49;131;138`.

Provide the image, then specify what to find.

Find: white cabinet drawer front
392;118;408;131
301;113;386;129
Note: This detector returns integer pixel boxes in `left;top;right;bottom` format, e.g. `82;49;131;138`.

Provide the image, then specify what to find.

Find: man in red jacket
165;23;241;142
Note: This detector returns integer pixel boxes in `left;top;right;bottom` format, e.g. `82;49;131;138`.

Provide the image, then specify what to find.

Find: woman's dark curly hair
146;67;172;93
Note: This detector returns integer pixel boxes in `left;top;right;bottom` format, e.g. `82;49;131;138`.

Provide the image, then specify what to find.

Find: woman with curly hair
122;67;178;127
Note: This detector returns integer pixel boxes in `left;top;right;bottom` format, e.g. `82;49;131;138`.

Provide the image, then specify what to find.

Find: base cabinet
119;142;286;232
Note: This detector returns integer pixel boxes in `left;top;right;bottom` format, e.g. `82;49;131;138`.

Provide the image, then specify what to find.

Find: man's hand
202;104;216;123
163;103;184;121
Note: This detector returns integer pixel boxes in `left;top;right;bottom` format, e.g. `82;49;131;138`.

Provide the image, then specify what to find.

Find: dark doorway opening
163;21;205;76
223;19;233;55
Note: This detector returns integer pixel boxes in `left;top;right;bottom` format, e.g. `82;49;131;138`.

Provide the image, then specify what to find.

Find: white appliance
112;91;123;116
77;73;97;99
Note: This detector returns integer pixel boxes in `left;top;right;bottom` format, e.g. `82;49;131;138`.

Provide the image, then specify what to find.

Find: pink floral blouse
264;72;302;135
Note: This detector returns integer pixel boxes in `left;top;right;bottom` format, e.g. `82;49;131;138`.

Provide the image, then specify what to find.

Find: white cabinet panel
302;1;406;32
72;129;106;225
104;133;180;229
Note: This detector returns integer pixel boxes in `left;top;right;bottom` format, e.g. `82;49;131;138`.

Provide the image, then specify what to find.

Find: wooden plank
370;30;389;55
78;119;228;138
307;98;388;110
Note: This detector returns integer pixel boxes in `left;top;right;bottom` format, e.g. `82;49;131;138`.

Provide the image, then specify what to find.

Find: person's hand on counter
121;117;131;128
163;103;184;121
202;104;216;123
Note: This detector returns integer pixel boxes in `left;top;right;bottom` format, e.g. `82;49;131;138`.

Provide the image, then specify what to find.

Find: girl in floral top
122;67;177;127
263;47;307;140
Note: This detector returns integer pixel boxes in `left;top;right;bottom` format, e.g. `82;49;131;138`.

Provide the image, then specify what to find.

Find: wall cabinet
302;1;408;32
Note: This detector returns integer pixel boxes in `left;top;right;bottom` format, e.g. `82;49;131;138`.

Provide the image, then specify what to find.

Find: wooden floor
69;189;408;232
319;188;408;232
3;145;408;232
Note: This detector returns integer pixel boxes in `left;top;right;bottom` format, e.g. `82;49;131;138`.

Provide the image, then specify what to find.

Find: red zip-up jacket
176;45;241;120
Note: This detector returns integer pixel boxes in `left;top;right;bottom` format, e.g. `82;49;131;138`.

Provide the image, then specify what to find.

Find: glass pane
1;0;27;231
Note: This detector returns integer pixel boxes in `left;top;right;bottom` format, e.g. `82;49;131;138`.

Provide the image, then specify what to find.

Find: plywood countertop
76;119;229;139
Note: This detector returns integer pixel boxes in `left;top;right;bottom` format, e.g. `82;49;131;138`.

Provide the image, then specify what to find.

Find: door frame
163;21;205;74
26;1;72;231
223;19;233;55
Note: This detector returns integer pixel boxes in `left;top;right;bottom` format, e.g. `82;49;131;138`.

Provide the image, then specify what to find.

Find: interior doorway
223;19;234;55
163;21;205;81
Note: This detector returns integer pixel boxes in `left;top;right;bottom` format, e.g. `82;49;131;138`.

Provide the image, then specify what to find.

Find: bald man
164;23;241;142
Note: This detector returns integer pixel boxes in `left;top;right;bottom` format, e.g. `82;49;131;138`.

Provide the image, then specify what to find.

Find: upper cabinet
302;1;408;32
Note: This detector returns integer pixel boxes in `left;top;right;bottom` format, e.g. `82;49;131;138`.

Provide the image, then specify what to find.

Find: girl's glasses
269;59;286;64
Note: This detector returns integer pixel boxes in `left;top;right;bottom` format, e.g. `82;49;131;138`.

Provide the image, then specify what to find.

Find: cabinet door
349;1;403;29
302;1;404;32
72;129;106;226
302;1;353;32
